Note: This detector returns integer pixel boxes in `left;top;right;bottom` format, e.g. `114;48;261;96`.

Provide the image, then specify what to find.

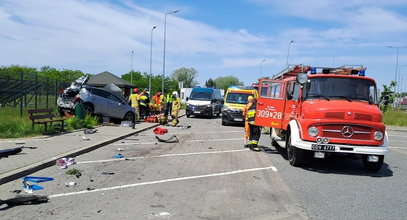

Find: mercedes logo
341;126;354;138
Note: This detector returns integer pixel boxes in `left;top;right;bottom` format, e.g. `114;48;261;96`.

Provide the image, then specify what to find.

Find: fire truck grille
321;124;372;139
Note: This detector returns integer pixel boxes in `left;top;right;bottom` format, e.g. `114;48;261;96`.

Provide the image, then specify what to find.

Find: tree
380;81;396;112
205;78;216;87
214;76;243;91
171;67;198;88
121;71;179;96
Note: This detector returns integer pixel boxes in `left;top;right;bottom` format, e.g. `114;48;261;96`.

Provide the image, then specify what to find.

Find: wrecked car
57;76;135;122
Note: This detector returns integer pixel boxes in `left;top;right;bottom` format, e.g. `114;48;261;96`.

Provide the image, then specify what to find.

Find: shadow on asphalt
261;145;393;177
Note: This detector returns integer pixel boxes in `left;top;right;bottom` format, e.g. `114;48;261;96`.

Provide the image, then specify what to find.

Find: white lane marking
77;149;250;164
186;138;244;143
49;165;277;198
390;146;407;149
139;130;242;136
112;137;244;146
389;140;407;143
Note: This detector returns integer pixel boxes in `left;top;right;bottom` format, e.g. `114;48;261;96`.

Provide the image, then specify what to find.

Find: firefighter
171;92;181;127
151;92;162;113
243;96;253;148
139;89;150;119
244;96;261;151
128;88;140;120
165;92;174;117
157;102;168;125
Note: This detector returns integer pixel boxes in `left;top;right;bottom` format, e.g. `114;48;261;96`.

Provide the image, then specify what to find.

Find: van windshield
226;92;251;104
189;91;212;101
303;77;377;103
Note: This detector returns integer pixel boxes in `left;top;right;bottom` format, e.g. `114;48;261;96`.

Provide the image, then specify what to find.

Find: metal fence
0;71;71;116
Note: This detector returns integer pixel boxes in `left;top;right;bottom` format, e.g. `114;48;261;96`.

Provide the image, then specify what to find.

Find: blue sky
1;0;407;91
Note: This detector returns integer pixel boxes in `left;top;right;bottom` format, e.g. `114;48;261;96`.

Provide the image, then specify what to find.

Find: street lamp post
388;45;407;93
260;59;266;78
286;40;294;68
162;10;180;94
131;50;134;86
149;26;156;97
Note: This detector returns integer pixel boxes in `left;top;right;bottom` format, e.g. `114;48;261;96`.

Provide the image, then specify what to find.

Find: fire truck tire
270;133;277;147
362;155;384;172
286;134;303;166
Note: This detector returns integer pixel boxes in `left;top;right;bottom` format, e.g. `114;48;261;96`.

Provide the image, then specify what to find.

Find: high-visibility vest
128;94;139;108
172;98;181;111
247;102;256;125
139;94;149;107
166;94;173;102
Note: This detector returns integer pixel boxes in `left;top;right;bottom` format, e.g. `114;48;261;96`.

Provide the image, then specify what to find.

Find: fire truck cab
255;65;389;172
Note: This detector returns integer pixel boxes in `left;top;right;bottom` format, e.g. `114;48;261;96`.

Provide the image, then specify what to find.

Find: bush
65;115;99;131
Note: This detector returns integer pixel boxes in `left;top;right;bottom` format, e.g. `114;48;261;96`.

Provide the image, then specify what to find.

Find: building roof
85;71;135;88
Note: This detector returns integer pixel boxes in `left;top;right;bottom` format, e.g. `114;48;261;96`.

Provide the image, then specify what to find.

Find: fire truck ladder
272;64;311;80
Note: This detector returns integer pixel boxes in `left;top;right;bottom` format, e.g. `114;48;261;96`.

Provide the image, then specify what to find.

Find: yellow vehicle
221;86;258;126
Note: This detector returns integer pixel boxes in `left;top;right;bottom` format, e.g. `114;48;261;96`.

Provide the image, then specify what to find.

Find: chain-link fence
0;71;71;116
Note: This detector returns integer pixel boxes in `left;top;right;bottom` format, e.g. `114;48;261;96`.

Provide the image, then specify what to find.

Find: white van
186;87;223;118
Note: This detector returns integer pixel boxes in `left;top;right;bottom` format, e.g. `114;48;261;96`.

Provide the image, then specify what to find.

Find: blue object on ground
112;154;124;158
23;176;54;183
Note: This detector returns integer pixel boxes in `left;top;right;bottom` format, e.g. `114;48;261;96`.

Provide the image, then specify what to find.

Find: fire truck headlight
308;126;319;137
374;131;384;140
296;73;308;84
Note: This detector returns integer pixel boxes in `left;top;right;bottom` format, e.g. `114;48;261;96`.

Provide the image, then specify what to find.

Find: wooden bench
28;109;66;134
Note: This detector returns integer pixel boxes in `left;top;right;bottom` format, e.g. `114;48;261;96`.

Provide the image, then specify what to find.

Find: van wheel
362;155;384;172
286;133;303;166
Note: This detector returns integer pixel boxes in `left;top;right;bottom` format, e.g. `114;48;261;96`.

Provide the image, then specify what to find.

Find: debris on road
66;168;81;176
0;147;23;158
0;195;48;207
84;128;98;134
113;154;124;158
65;182;78;187
81;136;90;141
153;127;168;135
22;176;54;194
155;135;179;143
101;172;115;175
56;157;76;169
117;148;124;151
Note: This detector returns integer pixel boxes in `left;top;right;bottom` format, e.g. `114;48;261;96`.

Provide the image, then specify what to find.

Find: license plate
311;144;336;151
234;118;243;121
193;111;200;114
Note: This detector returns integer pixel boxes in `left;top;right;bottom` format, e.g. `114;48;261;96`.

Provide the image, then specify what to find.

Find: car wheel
362;155;384;172
83;103;94;115
286;132;303;167
222;117;228;126
123;112;135;122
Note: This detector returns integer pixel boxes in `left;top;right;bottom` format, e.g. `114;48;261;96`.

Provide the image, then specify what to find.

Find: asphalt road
0;116;406;220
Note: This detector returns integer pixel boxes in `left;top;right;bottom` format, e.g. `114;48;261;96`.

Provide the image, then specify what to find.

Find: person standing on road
128;88;140;120
244;96;261;151
171;93;181;126
139;89;150;119
165;92;174;117
243;96;253;148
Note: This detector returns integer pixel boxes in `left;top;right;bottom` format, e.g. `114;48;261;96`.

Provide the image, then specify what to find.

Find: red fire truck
254;65;389;172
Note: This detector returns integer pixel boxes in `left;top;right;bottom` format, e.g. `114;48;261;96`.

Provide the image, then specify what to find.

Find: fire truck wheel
270;133;277;147
286;134;303;166
362;155;384;172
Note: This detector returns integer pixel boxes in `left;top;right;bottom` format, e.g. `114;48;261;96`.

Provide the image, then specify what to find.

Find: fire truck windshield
303;77;377;103
226;92;251;104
